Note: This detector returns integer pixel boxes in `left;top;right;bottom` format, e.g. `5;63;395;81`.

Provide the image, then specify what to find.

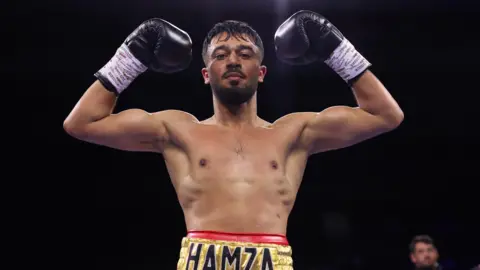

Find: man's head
410;235;439;269
201;20;267;106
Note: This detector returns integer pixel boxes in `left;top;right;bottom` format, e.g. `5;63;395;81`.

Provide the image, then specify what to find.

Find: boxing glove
274;10;371;84
95;18;192;94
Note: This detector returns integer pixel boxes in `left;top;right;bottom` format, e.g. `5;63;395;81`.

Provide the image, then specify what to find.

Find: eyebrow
211;45;255;57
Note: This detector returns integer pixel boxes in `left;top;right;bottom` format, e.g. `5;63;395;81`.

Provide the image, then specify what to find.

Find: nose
226;62;241;70
226;53;241;67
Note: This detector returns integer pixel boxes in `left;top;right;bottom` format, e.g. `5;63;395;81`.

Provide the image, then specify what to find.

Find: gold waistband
177;236;293;270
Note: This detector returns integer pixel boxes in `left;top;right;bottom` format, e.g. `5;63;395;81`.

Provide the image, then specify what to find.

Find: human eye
215;53;226;60
240;51;252;59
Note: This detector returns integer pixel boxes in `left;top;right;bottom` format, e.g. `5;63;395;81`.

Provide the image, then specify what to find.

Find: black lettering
221;246;241;270
244;247;257;270
186;243;203;270
261;248;274;270
203;245;216;270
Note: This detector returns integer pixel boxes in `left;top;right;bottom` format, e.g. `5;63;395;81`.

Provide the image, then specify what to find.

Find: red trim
187;230;289;246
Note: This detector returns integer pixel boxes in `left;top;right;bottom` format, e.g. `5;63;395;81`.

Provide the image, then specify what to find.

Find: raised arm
63;18;192;152
63;81;192;152
274;11;404;155
299;71;403;154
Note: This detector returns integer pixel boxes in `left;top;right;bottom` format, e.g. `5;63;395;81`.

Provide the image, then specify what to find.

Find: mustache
222;69;246;78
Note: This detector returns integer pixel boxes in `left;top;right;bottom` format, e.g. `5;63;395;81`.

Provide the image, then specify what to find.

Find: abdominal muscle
177;172;295;235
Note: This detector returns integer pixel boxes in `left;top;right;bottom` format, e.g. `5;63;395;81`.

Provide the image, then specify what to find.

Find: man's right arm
63;18;192;152
63;80;183;152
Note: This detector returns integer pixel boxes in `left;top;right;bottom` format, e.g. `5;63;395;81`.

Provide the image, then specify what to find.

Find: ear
258;65;267;83
201;68;210;84
410;253;416;263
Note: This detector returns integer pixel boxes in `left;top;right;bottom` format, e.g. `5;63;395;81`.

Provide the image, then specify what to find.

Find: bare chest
188;128;285;175
165;124;304;211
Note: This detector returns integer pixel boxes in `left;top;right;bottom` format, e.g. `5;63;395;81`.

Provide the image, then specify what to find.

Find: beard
212;79;257;106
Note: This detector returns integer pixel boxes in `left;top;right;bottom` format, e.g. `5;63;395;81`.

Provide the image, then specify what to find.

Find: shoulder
271;112;317;128
274;107;358;128
151;109;199;123
256;117;273;127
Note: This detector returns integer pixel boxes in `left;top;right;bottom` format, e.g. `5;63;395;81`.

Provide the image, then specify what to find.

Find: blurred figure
409;235;441;270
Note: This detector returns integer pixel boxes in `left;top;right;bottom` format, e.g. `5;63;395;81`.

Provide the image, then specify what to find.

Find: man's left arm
275;10;404;155
300;70;404;154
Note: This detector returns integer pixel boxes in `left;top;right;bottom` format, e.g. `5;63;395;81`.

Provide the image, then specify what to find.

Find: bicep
76;109;168;152
300;106;392;154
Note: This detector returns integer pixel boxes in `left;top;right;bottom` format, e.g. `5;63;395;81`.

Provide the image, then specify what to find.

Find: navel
199;158;208;167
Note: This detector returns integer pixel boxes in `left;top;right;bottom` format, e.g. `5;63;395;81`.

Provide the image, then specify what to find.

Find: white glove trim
324;38;371;82
97;44;148;94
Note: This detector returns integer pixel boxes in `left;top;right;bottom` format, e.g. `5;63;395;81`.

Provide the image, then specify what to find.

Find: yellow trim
177;237;293;269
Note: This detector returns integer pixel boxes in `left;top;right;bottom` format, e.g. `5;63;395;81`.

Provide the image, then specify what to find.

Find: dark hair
409;235;436;253
202;20;264;64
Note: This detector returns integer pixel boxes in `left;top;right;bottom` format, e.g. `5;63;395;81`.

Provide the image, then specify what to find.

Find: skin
64;32;404;235
410;242;439;269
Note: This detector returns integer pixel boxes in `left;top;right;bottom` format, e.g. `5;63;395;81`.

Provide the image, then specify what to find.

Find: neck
212;94;258;128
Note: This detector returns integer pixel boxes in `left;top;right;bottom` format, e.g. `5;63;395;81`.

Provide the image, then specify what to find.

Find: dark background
15;0;479;269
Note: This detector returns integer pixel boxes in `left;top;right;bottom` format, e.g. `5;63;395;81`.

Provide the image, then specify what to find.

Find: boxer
64;11;403;269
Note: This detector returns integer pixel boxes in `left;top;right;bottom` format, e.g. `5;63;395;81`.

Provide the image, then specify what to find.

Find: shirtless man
64;10;404;269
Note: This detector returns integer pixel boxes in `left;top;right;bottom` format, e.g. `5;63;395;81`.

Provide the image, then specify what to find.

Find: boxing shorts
177;230;293;270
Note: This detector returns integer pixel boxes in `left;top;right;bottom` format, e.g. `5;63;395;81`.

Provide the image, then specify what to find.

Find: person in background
409;235;442;270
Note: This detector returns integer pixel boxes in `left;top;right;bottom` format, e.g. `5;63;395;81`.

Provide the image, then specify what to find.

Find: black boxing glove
274;10;371;85
95;18;192;94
